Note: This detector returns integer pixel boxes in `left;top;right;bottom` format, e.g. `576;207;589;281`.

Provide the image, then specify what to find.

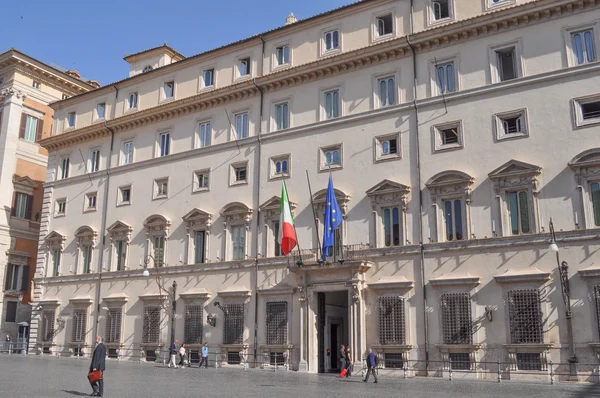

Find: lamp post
548;218;578;380
170;280;177;348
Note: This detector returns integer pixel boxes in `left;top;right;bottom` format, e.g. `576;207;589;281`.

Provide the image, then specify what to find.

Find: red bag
88;370;102;383
339;368;348;378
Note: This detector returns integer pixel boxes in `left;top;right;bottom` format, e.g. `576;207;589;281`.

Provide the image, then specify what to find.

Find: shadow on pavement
571;384;600;397
61;391;90;396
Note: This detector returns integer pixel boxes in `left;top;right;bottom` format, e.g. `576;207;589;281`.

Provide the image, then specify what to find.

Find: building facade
0;49;95;347
31;0;600;381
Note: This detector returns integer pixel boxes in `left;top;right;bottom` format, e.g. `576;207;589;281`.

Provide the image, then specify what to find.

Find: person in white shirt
178;343;187;368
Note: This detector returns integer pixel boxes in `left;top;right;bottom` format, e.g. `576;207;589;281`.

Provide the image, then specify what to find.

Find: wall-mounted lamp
484;306;493;322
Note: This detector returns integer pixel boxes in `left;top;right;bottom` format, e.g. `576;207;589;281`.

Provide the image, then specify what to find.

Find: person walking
4;334;10;353
178;343;187;368
339;344;347;373
345;346;353;378
89;335;106;397
168;340;178;368
199;342;209;368
363;348;378;383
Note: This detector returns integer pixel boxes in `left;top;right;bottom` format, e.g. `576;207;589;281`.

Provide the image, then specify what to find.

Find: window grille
41;309;56;342
266;301;287;345
223;303;244;344
378;296;405;345
72;309;87;343
184;303;204;344
143;306;161;344
5;302;17;323
449;352;471;370
516;353;543;371
227;351;241;364
105;308;122;343
270;352;285;366
507;289;543;344
384;353;403;369
108;348;119;359
441;293;472;344
145;349;157;362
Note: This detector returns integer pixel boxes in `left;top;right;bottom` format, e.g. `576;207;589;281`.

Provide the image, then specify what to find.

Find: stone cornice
39;0;598;151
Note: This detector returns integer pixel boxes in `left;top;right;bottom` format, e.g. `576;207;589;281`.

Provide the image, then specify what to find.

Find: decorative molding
493;267;551;284
44;230;66;251
68;296;93;306
179;289;212;301
488;159;542;195
106;220;133;242
221;202;253;227
257;284;296;296
578;265;600;279
143;214;171;237
365;179;410;211
74;225;98;247
6;250;30;266
430;274;481;287
0;87;26;100
312;188;351;216
259;196;297;221
138;293;166;302
216;286;252;299
182;208;213;230
102;294;129;305
38;298;60;307
425;170;474;202
568;148;600;186
368;276;414;290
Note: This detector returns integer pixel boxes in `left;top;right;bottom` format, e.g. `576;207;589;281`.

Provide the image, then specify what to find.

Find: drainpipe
251;36;266;368
92;86;118;341
407;0;429;375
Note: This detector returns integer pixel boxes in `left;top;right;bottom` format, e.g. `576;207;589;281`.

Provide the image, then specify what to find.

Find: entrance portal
316;290;349;373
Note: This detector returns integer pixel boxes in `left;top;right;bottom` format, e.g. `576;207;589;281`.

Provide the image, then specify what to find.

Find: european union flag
322;175;343;262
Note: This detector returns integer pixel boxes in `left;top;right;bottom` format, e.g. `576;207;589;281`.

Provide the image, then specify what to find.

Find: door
317;292;326;373
330;323;339;370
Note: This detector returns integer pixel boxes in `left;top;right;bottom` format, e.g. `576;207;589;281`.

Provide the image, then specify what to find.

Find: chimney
86;80;101;89
285;12;297;25
65;70;81;79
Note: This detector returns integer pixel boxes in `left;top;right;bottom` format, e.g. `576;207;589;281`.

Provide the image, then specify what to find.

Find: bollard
497;359;502;383
449;365;453;381
8;342;11;355
550;360;554;385
403;365;407;379
77;344;80;360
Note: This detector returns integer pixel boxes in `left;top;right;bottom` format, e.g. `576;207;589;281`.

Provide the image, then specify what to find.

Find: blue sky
0;0;352;85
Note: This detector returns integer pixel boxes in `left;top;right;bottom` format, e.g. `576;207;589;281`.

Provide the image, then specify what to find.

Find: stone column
297;285;308;371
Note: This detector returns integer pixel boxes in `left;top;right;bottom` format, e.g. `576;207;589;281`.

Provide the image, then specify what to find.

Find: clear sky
0;0;352;85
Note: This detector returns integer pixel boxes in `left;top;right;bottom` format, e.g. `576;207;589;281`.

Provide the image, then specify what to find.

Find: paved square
0;355;597;397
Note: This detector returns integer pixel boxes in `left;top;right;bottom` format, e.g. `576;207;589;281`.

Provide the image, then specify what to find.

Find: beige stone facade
31;0;600;381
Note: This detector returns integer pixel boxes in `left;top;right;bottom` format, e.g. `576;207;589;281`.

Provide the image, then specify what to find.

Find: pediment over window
221;202;253;225
259;196;297;220
74;225;98;246
312;187;350;216
488;159;541;194
568;148;600;185
106;220;133;242
426;170;474;201
144;214;171;236
44;230;66;250
365;179;409;210
182;208;212;229
13;175;38;194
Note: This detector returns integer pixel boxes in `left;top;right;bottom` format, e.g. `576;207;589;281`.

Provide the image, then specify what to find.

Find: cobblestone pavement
1;355;599;398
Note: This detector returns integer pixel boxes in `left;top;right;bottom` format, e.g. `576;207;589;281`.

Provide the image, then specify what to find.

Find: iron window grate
449;352;471;370
227;351;241;365
71;309;87;343
384;353;404;369
143;306;161;344
270;352;285;366
184;304;204;344
145;349;157;362
266;301;287;345
516;353;542;371
378;296;405;345
223;304;244;344
108;348;119;359
441;293;472;344
105;308;122;343
5;301;17;323
41;310;56;342
508;289;543;344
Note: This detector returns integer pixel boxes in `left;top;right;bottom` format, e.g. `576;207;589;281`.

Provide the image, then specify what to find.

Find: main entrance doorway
317;290;349;373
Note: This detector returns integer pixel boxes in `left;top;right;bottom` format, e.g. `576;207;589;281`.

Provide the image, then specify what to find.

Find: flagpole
282;176;303;266
305;170;323;263
326;166;344;264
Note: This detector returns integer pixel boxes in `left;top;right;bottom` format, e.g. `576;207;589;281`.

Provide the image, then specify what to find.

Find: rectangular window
382;207;401;247
52;249;61;276
443;199;463;241
231;226;245;260
572;30;596;65
32;81;41;89
14;192;30;219
155;178;168;198
184;303;204;344
89;149;100;172
324;89;340;119
24;115;38;142
60;157;70;179
581;101;600;121
501;115;524;134
96;103;106;120
507;191;531;235
163;81;174;99
159;132;170;157
115;240;126;271
276;45;290;66
591;182;600;227
508;289;543;344
4;264;28;292
326;229;342;259
378;296;405;344
496;47;517;81
384;353;404;369
56;199;66;216
194;231;205;264
203;69;214;87
120;187;131;204
376;14;393;37
199;122;211;148
234;166;247;183
273;221;281;256
266;301;287;345
195;171;209;190
436;62;455;93
272;158;289;177
122;141;134;165
449;353;471;370
81;245;92;274
153;236;165;267
238;58;250;77
71;309;87;343
142;306;160;344
235;113;249;139
441;293;472;344
105;308;122;343
440;127;459;145
433;0;450;20
128;92;138;109
378;77;396;107
5;301;17;323
274;103;289;130
223;303;244;344
382;138;398;155
516;353;542;371
67;112;76;129
324;30;339;51
41;310;56;342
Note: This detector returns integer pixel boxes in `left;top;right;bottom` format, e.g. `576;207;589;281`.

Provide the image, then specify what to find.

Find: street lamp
548;218;578;380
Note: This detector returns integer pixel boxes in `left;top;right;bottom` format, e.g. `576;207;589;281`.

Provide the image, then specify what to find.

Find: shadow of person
61;390;90;396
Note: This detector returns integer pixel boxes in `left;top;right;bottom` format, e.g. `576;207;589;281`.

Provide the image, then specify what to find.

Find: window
56;199;66;216
574;96;600;128
325;229;343;259
276;45;290;66
434;122;463;151
324;30;340;51
184;303;204;344
96;103;106;120
60;157;70;179
271;156;290;178
122;141;134;165
377;76;396;107
443;199;463;241
502;115;524;135
194;170;209;192
231;226;245;260
32;81;41;89
118;186;131;205
41;309;56;342
66;112;76;129
62;94;69;100
507;191;531;235
128;92;138;110
266;301;287;345
435;62;455;94
115;240;126;271
163;81;175;99
274;102;289;130
154;178;168;199
272;221;281;257
507;289;543;344
159;132;170;157
375;14;393;37
89;149;100;172
231;163;248;186
323;89;340;119
375;134;400;162
5;301;17;323
378;296;405;344
223;303;244;344
142;306;160;343
320;145;343;171
52;249;61;276
441;293;472;344
235;166;247;183
581;101;600;121
13;192;32;219
4;264;29;292
382;138;398;155
234;113;249;139
198;121;211;148
72;309;87;343
382;207;401;247
449;353;471;370
325;149;340;165
384;353;404;369
270;352;285;366
143;65;153;73
105;308;122;343
572;29;596;65
203;69;214;87
81;245;92;274
194;231;205;264
591;182;600;227
22;115;38;142
441;128;458;145
516;353;543;371
433;0;450;20
496;47;517;81
153;236;165;267
238;58;250;77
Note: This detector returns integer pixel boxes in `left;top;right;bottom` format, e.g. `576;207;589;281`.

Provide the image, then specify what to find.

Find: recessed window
66;112;76;129
85;192;97;211
496;47;517;81
507;190;531;235
441;128;458;145
13;192;32;219
56;199;66;216
163;81;175;99
234;112;249;139
238;58;251;77
118;186;131;206
435;62;455;94
276;45;290;66
375;134;400;162
382;207;401;247
194;230;206;264
591;182;600;226
573;96;600;128
324;30;340;52
323;89;340;120
5;301;17;323
571;30;596;65
376;14;393;37
231;226;246;260
62;94;69;100
128;92;138;110
154;178;168;199
320;144;343;171
203;69;214;87
495;110;528;140
582;101;600;120
193;169;210;192
159;132;170;157
433;122;463;152
234;165;247;183
274;102;289;130
433;0;450;20
122;141;134;165
21;114;39;142
143;65;153;73
198;121;211;148
443;199;463;241
377;76;396;107
96;103;106;120
32;81;41;89
115;241;127;271
270;155;290;179
89;149;100;172
60;157;70;179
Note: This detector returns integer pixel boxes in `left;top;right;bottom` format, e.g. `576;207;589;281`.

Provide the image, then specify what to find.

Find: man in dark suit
89;335;106;397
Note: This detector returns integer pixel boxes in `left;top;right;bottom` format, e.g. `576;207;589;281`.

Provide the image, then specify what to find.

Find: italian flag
278;181;297;255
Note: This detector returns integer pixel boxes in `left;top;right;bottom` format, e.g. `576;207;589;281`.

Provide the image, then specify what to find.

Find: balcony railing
288;243;371;265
